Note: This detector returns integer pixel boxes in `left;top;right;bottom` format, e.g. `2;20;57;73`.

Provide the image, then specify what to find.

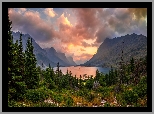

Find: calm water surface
53;66;110;79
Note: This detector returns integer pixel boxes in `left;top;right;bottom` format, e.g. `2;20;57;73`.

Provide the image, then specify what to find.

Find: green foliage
97;86;111;96
85;79;94;89
130;57;135;72
133;76;147;98
64;96;74;107
52;94;63;103
25;37;39;89
24;88;50;103
122;90;138;104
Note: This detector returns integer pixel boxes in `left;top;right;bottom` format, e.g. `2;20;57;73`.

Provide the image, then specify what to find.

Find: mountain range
12;32;147;68
12;31;77;67
82;33;147;68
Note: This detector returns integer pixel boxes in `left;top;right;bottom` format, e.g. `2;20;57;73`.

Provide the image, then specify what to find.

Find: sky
8;8;147;65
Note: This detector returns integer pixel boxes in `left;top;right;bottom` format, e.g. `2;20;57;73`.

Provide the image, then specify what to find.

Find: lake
53;66;110;79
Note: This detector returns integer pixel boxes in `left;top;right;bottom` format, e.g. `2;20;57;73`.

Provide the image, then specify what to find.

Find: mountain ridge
12;31;77;67
83;33;147;68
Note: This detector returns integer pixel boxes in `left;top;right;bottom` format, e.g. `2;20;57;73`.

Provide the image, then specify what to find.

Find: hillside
83;33;147;68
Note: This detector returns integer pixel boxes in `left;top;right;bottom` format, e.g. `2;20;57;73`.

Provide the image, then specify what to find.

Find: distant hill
12;31;76;67
83;33;147;68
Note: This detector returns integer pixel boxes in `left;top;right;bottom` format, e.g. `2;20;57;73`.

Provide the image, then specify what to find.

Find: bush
85;80;93;90
122;90;138;104
52;94;63;103
77;88;89;97
64;96;74;107
24;88;50;103
133;76;147;98
96;86;110;98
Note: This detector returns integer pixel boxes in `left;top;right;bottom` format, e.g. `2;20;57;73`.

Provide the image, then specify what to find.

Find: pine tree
25;37;39;89
8;14;14;92
56;62;60;77
130;57;135;72
79;75;82;89
8;15;26;101
18;33;25;80
96;69;100;81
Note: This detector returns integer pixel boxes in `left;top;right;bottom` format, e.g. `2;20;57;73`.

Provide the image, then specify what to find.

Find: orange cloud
57;13;72;26
80;48;85;51
44;8;57;17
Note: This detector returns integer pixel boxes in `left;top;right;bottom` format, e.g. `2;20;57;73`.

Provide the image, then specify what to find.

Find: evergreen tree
56;62;60;77
8;15;26;101
130;57;135;72
95;69;100;81
25;37;39;89
18;33;25;80
8;14;14;92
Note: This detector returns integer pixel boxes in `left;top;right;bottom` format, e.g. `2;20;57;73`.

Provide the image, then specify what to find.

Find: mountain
83;33;147;68
12;31;76;67
44;48;71;66
12;31;57;67
66;56;77;66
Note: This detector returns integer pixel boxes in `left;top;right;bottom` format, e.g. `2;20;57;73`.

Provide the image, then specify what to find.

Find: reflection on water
53;66;110;79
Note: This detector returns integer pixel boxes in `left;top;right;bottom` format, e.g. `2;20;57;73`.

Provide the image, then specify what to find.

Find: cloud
80;48;85;51
57;13;72;26
128;8;147;20
81;41;92;48
95;25;116;43
44;8;57;17
73;53;93;65
9;8;57;42
17;8;27;14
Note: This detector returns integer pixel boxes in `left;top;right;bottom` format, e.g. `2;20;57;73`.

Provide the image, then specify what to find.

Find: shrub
122;90;138;104
24;88;50;103
53;94;63;103
64;96;74;107
133;76;147;98
97;86;110;98
77;88;89;97
85;80;93;90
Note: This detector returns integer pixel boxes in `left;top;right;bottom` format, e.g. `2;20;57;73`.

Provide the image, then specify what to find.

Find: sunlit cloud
44;8;58;18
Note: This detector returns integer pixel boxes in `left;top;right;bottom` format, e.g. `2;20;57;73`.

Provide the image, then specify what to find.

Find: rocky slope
83;33;147;68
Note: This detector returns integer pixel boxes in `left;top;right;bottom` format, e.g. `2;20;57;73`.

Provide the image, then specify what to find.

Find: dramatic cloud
128;8;147;20
44;8;57;17
8;8;147;64
9;8;57;42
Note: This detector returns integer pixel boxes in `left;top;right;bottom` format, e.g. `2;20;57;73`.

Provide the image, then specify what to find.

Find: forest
8;14;147;107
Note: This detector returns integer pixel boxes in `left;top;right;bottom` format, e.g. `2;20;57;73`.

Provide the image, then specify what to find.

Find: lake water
53;66;110;79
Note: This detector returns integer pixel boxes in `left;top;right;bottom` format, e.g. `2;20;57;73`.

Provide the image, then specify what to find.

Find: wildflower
101;100;106;104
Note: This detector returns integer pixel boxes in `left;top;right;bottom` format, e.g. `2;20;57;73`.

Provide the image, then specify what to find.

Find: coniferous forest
8;14;147;107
